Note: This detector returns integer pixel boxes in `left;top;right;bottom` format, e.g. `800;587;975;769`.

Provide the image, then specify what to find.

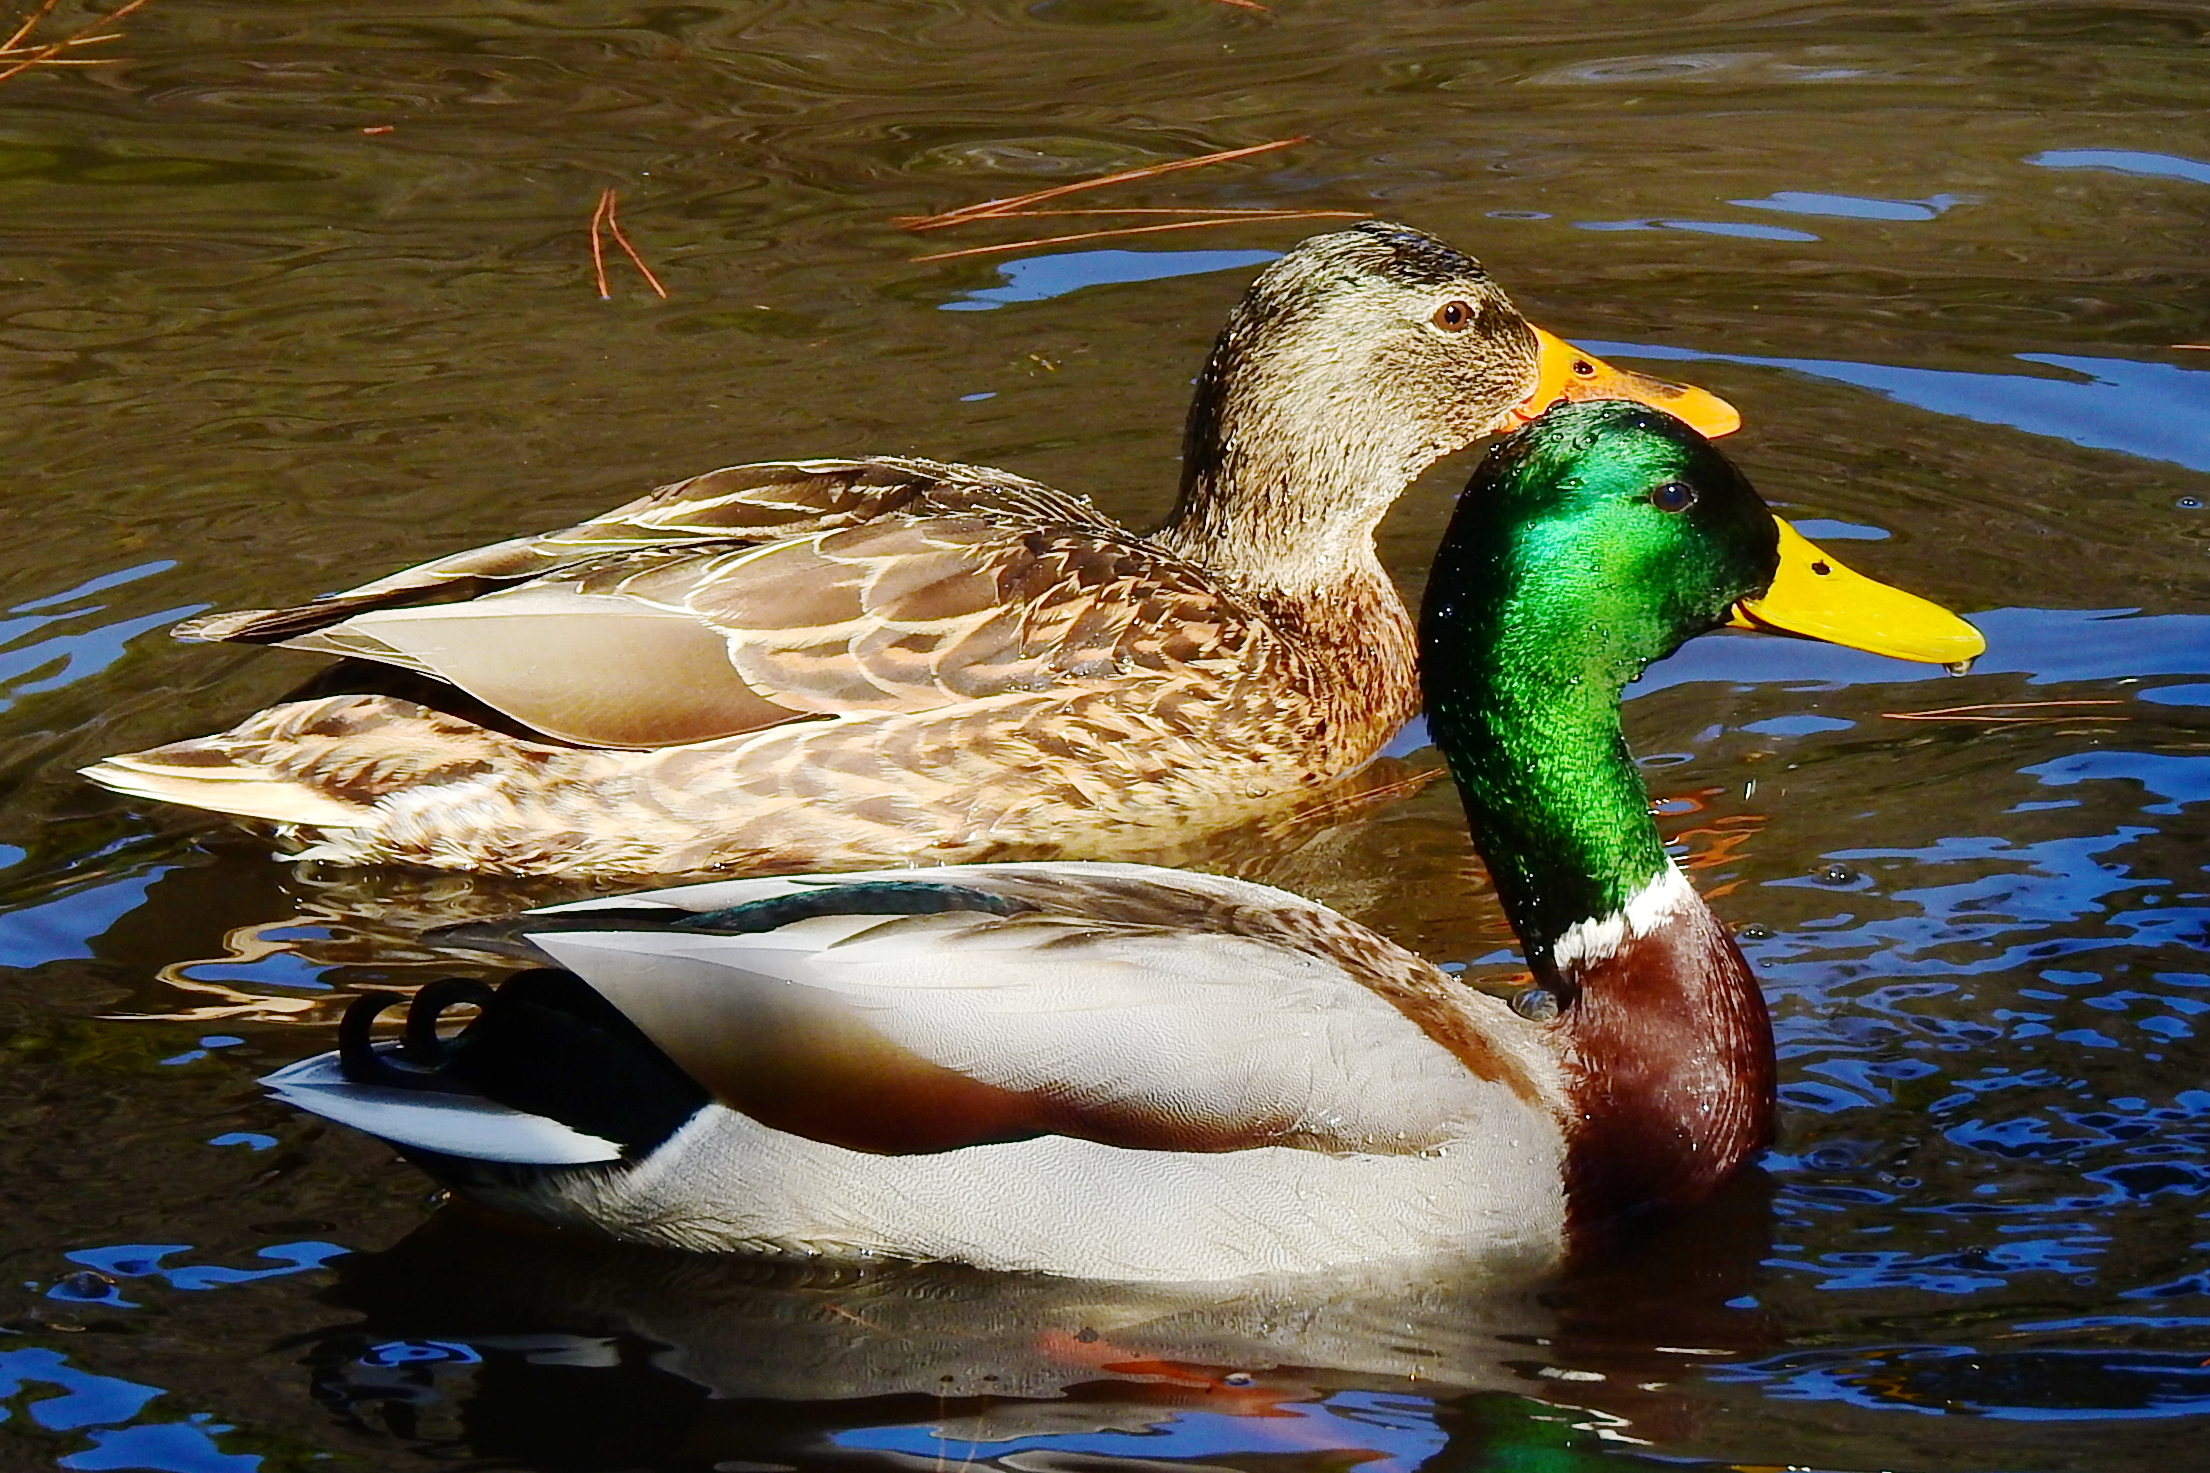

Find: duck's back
89;456;1420;872
179;456;1116;648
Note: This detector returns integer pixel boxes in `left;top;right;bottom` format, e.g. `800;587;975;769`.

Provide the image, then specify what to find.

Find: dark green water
2;2;2208;1469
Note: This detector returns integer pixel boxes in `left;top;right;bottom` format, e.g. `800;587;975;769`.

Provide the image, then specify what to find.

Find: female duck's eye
1650;481;1696;513
1571;358;1596;377
1432;300;1474;332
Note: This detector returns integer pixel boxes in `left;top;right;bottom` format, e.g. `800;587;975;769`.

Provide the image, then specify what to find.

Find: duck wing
176;456;1110;646
191;512;1256;750
407;865;1548;1161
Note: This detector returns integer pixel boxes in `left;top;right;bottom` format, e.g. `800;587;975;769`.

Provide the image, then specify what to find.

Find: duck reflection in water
304;1171;1779;1471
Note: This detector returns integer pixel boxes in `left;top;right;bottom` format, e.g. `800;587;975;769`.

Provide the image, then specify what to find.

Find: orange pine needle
0;43;63;83
896;205;1358;225
912;211;1354;262
34;27;121;47
1883;699;2126;723
2;0;63;53
589;187;613;300
601;189;668;299
0;0;152;87
902;136;1308;231
588;188;670;300
1209;0;1270;10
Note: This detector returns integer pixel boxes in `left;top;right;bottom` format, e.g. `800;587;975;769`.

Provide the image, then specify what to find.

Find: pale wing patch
525;872;834;916
325;588;801;747
526;936;1066;1155
526;862;1560;1113
269;624;437;675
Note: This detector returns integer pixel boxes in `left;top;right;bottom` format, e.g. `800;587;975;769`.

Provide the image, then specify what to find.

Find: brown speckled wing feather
211;513;1271;751
655;518;1259;719
175;457;1110;645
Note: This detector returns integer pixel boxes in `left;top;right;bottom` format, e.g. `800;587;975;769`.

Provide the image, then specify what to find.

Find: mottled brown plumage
85;222;1738;876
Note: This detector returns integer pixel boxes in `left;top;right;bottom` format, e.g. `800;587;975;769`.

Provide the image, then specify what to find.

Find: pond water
2;1;2208;1468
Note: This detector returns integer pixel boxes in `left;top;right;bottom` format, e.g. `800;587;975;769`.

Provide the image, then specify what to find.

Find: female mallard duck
85;222;1741;876
261;402;1986;1281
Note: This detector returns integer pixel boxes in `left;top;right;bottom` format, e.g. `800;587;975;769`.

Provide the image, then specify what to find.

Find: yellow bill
1500;325;1743;439
1730;517;1986;665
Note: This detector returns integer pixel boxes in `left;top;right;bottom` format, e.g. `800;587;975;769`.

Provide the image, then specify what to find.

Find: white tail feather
260;1051;622;1165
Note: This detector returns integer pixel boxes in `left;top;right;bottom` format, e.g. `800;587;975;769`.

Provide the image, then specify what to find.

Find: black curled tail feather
338;971;710;1158
337;979;499;1087
404;976;497;1064
339;990;419;1087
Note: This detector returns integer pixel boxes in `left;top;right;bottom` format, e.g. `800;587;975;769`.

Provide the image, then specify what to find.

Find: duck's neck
1150;322;1436;603
1430;650;1774;1230
1434;668;1672;968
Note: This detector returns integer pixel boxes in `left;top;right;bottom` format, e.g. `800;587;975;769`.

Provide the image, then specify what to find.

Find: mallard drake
260;402;1986;1281
84;222;1741;876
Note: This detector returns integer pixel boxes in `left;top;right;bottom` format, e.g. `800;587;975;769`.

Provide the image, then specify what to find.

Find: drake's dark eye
1571;358;1596;377
1432;300;1474;332
1650;481;1696;513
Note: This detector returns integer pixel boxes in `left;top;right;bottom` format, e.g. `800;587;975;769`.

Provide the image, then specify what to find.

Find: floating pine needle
2176;344;2210;350
589;187;668;301
900;138;1358;258
1883;699;2127;725
899;137;1310;231
1;0;63;52
0;0;153;88
588;189;609;298
931;205;1360;221
1208;0;1270;11
912;212;1359;263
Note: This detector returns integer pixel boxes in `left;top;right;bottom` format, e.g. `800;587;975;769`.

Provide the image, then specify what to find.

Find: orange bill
1499;325;1742;438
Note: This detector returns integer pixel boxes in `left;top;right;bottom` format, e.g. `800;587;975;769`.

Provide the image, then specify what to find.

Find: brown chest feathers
1243;563;1421;774
1550;904;1776;1236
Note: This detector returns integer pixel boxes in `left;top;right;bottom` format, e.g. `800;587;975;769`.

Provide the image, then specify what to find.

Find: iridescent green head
1418;399;1982;962
1421;399;1779;705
